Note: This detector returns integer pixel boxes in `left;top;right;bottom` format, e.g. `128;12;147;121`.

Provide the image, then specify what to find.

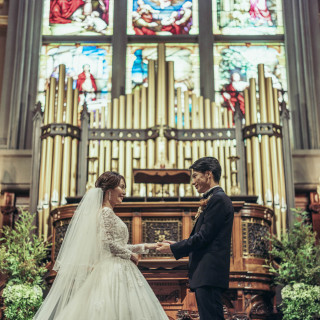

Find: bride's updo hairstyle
95;171;126;195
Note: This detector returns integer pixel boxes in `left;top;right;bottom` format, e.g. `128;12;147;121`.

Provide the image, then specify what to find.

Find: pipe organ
33;43;292;318
36;45;288;241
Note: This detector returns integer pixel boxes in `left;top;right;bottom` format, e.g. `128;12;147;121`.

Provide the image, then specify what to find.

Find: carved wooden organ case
48;200;276;320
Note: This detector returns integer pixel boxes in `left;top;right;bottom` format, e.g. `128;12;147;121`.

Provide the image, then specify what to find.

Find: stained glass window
38;44;112;110
127;0;198;35
42;0;114;35
126;44;200;94
214;43;287;112
213;0;283;35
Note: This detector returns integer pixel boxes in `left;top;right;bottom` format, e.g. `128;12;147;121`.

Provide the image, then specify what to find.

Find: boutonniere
194;195;212;220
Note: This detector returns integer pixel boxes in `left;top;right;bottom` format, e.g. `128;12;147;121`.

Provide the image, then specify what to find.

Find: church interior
0;0;320;319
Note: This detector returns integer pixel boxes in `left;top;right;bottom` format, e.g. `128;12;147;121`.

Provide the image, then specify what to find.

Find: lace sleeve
127;244;149;254
101;208;132;260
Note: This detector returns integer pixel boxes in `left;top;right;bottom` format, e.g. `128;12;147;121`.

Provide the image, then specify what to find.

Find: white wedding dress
53;207;168;320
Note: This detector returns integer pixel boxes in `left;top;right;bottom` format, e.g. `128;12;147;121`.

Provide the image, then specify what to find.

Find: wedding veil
33;188;104;319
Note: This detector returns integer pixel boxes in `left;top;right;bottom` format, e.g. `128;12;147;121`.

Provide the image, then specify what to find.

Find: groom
157;157;234;320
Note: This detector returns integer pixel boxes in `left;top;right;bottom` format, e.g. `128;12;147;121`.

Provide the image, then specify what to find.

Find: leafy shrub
2;284;43;320
266;209;320;320
0;208;49;286
0;208;50;319
281;283;320;320
267;210;320;286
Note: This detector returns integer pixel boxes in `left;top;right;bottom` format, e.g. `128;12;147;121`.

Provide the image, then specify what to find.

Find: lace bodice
100;207;149;259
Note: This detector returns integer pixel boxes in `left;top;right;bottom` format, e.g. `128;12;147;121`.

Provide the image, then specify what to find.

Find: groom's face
191;170;210;194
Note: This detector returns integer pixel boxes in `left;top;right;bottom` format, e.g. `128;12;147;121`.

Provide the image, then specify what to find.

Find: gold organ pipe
176;88;185;197
167;61;175;129
230;141;237;190
266;77;281;238
228;109;233;128
225;139;231;195
99;106;106;176
51;65;65;212
216;105;226;191
70;88;79;197
43;77;56;239
184;91;192;196
191;94;199;166
148;60;156;127
157;43;166;126
56;65;65;123
204;98;213;157
112;98;119;172
249;78;263;205
140;87;147;197
105;100;112;172
258;64;273;208
167;61;176;196
147;60;156;196
274;88;287;233
198;96;205;158
244;88;253;195
133;89;141;196
93;111;99;183
87;111;95;188
155;45;168;192
49;64;65;235
118;96;126;180
37;89;50;235
211;102;219;158
126;94;133;196
223;107;231;194
60;77;74;205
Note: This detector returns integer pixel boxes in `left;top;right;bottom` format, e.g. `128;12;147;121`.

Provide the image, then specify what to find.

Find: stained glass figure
42;0;114;35
38;44;112;111
214;43;287;113
126;44;200;95
127;0;198;35
213;0;283;35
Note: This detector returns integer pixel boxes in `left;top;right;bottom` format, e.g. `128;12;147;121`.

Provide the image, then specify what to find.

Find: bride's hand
130;253;139;265
145;243;158;250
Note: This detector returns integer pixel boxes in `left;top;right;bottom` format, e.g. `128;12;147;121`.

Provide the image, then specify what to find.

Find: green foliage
266;209;320;320
267;209;320;286
0;208;49;287
2;284;43;320
281;283;320;320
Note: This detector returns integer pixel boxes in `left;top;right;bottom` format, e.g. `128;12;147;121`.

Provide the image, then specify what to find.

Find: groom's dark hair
190;157;221;183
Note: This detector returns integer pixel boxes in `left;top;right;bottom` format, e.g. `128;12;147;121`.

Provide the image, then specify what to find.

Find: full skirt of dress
55;256;168;320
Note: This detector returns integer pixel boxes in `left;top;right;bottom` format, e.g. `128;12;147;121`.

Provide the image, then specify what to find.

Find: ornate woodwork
48;200;279;319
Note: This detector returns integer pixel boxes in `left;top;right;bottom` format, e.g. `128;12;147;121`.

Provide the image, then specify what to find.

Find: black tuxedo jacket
170;187;234;290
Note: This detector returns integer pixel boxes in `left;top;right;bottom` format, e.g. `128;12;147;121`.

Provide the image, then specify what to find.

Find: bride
34;171;168;319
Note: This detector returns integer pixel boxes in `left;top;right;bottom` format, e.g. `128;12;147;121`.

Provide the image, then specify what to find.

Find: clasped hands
130;240;176;265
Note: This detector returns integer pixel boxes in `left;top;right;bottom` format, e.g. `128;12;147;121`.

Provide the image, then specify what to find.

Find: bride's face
111;179;126;205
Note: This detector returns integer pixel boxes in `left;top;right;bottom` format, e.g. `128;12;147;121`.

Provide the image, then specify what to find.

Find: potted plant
266;209;320;320
0;209;49;320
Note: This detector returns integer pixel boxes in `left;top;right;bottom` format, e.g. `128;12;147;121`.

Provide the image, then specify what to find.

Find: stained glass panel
127;0;198;35
42;0;114;35
213;0;283;35
126;44;200;95
38;44;112;111
214;43;287;113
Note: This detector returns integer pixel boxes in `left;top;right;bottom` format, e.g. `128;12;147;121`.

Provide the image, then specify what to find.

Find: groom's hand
162;240;176;245
156;242;172;254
